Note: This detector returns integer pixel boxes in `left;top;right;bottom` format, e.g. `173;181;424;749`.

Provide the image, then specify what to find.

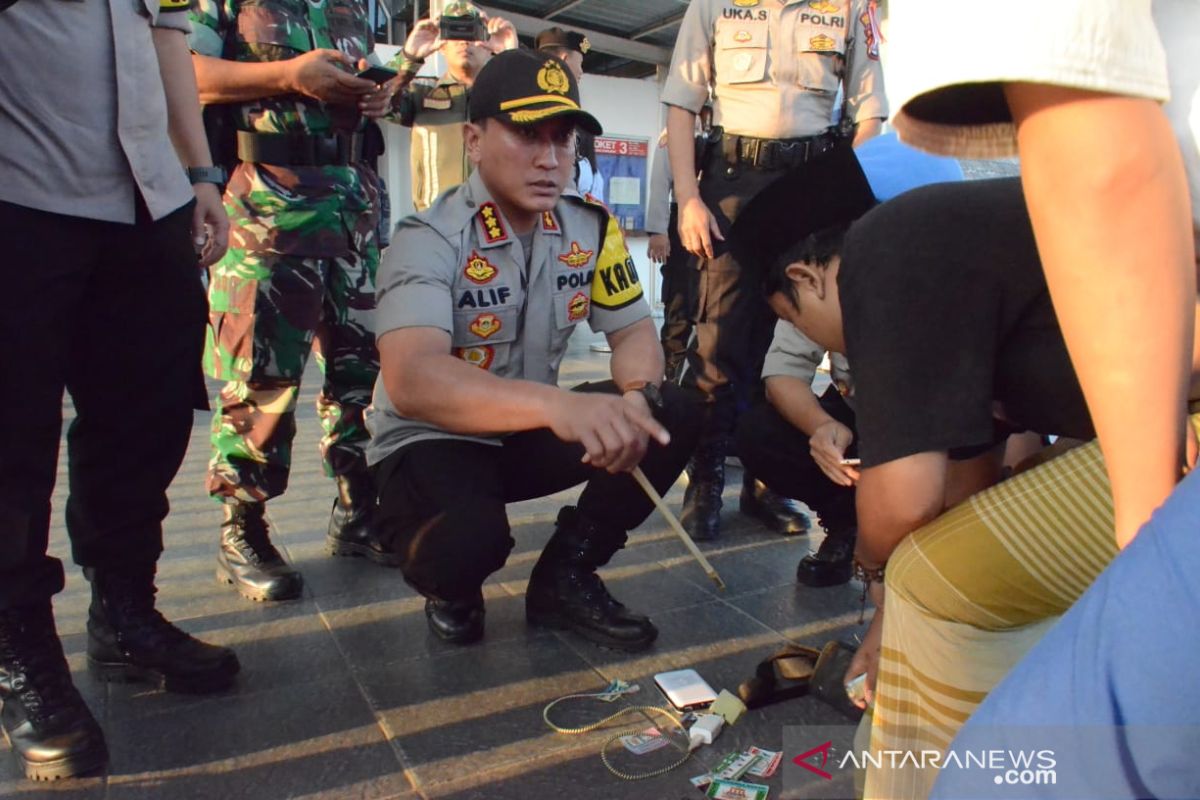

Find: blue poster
594;136;649;231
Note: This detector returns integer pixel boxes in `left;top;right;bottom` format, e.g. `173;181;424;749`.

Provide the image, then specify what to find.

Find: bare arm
668;105;722;258
192;50;376;106
852;117;882;147
379;325;666;472
607;316;666;393
1004;84;1196;548
854;449;1001;564
152;28;228;267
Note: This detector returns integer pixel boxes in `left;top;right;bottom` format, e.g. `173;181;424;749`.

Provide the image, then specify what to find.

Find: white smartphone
653;668;718;712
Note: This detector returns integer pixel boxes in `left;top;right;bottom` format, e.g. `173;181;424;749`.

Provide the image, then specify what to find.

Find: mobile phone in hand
356;65;398;84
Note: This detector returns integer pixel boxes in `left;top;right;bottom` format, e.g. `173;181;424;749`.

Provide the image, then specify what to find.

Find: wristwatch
621;380;664;413
186;166;228;186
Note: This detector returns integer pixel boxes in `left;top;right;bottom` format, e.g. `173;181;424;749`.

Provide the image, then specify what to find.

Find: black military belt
720;131;839;171
236;131;364;166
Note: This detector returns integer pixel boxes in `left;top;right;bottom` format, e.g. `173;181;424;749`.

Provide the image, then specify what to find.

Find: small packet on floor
690;773;714;789
746;746;781;778
712;750;758;780
620;727;669;755
706;777;770;800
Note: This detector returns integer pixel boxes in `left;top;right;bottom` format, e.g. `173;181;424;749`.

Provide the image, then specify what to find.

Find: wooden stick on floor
631;466;726;591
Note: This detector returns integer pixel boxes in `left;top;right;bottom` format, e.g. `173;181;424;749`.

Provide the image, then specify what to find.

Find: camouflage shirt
189;0;380;258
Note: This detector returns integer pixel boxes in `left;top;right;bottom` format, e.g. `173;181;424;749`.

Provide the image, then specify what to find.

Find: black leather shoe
796;533;855;588
327;469;400;567
740;477;810;536
681;445;725;541
0;603;108;781
217;502;303;602
425;594;485;644
526;507;658;652
86;567;240;694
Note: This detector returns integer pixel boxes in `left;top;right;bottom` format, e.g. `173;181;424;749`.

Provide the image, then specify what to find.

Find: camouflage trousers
204;247;379;503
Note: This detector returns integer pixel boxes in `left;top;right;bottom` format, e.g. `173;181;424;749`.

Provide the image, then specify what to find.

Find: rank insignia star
557;241;594;268
478;202;508;243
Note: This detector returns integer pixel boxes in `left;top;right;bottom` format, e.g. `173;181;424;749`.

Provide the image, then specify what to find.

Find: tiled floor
4;330;866;800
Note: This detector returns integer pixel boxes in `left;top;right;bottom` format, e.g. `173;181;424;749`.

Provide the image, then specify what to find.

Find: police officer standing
190;0;399;601
391;2;518;211
1;0;239;780
368;49;701;650
661;0;887;540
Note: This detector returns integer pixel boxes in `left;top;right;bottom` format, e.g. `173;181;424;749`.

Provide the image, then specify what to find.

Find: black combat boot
216;502;303;602
680;438;725;541
526;507;657;652
86;566;240;694
327;468;400;567
796;531;855;588
739;475;811;536
0;602;108;781
424;591;486;645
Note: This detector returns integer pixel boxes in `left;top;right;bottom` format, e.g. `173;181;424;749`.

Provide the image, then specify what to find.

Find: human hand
547;390;670;473
844;598;883;709
647;233;670;264
355;58;402;117
677;195;722;258
285;49;377;106
191;182;229;268
404;18;442;61
484;15;518;54
810;420;859;486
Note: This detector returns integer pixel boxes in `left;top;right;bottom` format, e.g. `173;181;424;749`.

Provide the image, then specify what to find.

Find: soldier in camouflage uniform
387;3;518;211
190;0;399;602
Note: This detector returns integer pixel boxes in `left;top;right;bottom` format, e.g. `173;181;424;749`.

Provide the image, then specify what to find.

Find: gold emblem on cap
579;36;591;54
537;60;570;95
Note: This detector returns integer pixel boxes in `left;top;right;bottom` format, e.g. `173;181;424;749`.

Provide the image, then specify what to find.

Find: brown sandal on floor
736;645;821;709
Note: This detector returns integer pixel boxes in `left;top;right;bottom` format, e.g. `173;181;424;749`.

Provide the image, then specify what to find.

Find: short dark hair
762;224;849;306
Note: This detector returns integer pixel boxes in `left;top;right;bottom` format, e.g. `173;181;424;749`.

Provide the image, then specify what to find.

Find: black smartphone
439;13;488;42
356;65;398;84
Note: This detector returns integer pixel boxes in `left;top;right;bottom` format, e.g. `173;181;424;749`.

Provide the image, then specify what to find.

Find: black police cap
535;26;591;55
468;49;602;135
729;143;877;281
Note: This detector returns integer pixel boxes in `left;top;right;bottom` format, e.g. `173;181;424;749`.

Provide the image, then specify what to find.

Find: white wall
377;71;669;317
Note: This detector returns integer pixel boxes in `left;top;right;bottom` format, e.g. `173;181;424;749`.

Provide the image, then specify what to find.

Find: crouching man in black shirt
729;145;1096;697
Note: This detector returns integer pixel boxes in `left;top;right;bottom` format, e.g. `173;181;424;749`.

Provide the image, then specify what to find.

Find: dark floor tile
323;584;546;672
102;677;411;800
358;636;607;790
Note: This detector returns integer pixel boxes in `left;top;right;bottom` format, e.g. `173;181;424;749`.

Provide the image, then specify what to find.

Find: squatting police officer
367;49;701;650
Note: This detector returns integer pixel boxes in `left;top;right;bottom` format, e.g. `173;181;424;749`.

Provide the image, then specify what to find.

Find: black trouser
0;199;207;610
680;156;789;429
658;203;694;376
372;382;702;601
734;386;857;537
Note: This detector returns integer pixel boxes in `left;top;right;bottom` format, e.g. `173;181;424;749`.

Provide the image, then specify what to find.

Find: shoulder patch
455;345;495;370
477;202;509;245
590;215;643;310
463;251;497;284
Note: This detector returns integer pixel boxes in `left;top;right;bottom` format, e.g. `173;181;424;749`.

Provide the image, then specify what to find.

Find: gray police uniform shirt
645;141;673;235
0;0;194;223
397;75;471;212
661;0;888;139
762;320;855;410
366;170;651;464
